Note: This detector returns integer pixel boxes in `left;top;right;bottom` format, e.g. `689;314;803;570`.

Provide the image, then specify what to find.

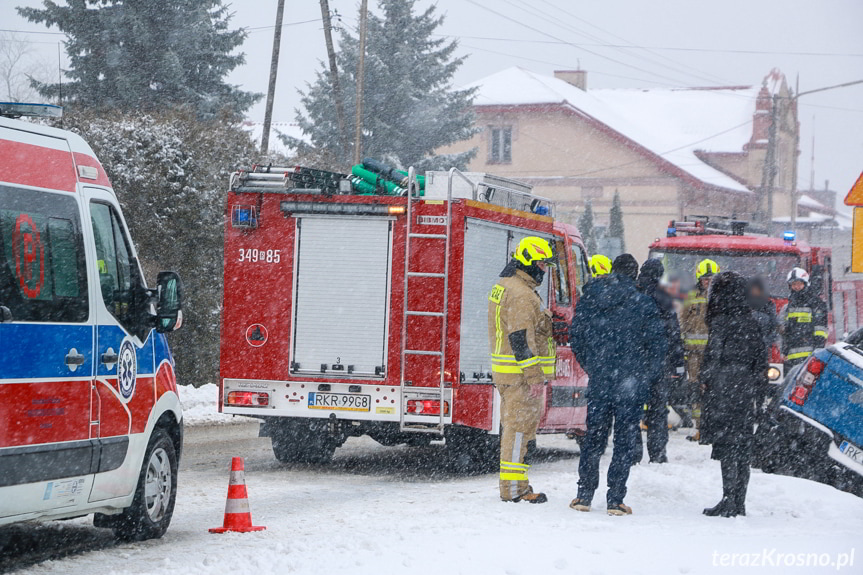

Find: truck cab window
0;185;89;322
90;201;138;331
552;239;571;305
571;243;589;296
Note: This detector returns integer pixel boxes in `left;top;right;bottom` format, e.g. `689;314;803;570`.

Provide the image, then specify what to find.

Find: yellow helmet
589;254;612;277
514;236;553;267
696;258;720;280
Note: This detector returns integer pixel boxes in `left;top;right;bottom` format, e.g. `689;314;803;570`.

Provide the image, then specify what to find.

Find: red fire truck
649;216;857;383
220;167;591;464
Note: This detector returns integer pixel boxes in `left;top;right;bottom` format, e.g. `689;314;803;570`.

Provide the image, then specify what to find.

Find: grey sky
4;0;862;212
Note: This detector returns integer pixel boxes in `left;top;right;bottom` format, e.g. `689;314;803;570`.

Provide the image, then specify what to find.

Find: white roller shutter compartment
291;216;393;377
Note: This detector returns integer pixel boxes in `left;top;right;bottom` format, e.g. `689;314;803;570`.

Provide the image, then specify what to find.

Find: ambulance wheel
270;420;336;464
102;428;178;541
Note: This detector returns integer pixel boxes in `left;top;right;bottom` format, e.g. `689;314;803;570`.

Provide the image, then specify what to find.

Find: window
0;186;89;322
551;239;571;305
489;126;512;164
90;201;139;332
572;243;589;297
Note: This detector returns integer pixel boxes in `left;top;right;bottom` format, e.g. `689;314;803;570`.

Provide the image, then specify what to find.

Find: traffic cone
209;457;266;533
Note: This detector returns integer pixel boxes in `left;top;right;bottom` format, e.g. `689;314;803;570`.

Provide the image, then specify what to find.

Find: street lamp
789;78;863;229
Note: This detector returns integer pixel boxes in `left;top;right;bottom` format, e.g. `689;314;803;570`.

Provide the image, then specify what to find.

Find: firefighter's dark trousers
577;387;642;506
497;382;543;500
635;376;671;463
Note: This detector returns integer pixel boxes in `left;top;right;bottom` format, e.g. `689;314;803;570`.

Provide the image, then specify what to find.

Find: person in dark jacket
747;276;779;354
634;258;686;464
568;254;668;516
699;272;769;518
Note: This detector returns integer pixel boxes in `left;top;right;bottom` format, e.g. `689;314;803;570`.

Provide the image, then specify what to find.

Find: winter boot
704;458;738;517
569;498;591;512
607;503;633;516
511;486;547;504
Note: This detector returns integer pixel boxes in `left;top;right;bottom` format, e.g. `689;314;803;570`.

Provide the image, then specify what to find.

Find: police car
0;103;185;540
757;329;863;498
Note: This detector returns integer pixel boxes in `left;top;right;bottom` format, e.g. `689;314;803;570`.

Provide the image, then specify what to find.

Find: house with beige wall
437;67;800;261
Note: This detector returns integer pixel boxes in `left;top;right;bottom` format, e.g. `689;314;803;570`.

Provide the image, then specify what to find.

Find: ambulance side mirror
154;271;184;333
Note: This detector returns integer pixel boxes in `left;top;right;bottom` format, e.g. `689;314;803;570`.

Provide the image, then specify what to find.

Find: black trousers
635;377;670;463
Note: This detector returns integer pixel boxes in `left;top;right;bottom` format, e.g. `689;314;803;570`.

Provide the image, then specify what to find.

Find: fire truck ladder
399;168;474;434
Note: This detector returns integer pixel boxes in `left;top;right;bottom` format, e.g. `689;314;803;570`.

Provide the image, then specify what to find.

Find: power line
0;28;65;36
465;0;693;87
458;42;683;87
531;0;733;86
245;18;322;33
434;33;863;58
499;0;731;86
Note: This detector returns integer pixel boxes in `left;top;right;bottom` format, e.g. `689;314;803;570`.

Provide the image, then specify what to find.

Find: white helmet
787;267;810;286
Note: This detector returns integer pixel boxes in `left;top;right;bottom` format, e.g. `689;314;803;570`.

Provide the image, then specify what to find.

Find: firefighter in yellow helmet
487;236;556;503
679;258;719;440
589;254;612;278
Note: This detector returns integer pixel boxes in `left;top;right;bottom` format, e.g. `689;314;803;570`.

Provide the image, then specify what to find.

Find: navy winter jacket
570;273;668;402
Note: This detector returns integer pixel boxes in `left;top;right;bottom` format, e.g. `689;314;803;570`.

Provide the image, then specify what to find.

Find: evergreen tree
18;0;259;118
578;200;598;255
55;108;280;384
609;190;626;253
291;0;477;171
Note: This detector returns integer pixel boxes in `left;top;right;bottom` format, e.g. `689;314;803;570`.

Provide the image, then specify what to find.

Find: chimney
554;70;587;91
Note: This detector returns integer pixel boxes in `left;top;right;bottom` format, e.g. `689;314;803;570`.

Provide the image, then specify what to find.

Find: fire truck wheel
445;427;499;473
101;428;178;541
270;420;337;464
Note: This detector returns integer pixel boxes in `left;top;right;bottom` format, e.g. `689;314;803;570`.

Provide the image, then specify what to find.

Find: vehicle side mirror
154;271;184;333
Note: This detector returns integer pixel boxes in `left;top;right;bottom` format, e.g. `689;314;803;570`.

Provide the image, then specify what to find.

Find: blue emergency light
667;227;677;238
231;205;258;228
783;230;796;243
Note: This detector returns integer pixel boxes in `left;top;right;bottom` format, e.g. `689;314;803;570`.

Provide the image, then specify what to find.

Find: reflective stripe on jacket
780;288;828;359
487;269;555;385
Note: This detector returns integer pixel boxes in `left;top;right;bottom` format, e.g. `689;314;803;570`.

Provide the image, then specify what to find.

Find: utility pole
261;0;286;155
319;0;349;160
353;0;369;165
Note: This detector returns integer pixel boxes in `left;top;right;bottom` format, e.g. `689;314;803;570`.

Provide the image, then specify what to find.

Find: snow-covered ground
21;430;863;575
177;384;255;426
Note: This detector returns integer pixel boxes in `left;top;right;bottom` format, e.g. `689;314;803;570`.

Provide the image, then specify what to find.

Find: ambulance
0;103;184;541
220;165;591;466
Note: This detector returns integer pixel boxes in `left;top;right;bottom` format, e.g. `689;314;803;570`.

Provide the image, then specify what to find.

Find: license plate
308;392;371;412
839;440;863;465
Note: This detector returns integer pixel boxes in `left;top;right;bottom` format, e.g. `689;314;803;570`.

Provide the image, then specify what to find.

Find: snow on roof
463;67;754;193
241;121;305;157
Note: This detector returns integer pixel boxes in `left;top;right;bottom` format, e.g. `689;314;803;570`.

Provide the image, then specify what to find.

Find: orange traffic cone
209;457;266;533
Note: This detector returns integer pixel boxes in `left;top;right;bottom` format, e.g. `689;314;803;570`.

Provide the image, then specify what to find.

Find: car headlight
767;367;781;381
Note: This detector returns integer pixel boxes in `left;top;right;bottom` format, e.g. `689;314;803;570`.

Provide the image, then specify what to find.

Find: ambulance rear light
225;391;270;407
789;356;826;406
281;201;406;217
406;399;449;415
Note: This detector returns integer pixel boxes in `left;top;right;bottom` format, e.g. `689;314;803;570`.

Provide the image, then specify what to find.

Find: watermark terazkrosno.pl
712;548;855;570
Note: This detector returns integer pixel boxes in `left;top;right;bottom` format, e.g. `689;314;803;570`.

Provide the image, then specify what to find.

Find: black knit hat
612;254;639;281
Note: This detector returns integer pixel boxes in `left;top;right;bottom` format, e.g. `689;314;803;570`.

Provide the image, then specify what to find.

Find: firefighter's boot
509;486;547;504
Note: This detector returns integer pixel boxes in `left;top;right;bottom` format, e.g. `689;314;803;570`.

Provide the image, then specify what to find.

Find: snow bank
177;383;255;426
